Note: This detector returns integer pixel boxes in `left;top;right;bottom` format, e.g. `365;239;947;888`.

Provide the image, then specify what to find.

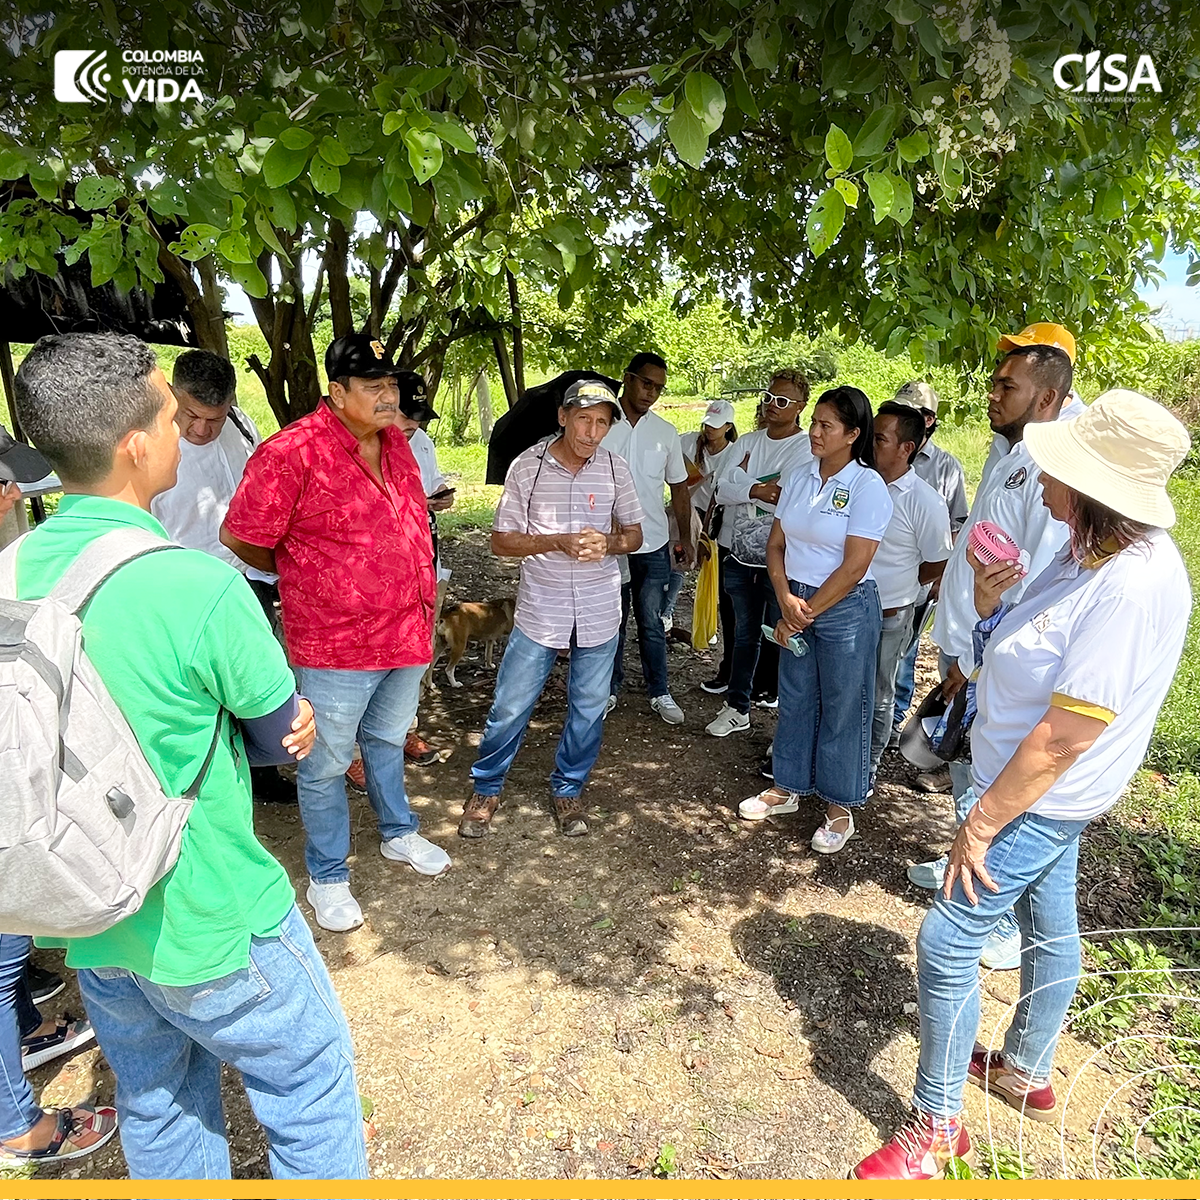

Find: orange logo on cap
370;340;385;359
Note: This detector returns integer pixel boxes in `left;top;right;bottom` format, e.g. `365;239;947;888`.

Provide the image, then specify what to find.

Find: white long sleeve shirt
713;428;813;550
932;393;1087;676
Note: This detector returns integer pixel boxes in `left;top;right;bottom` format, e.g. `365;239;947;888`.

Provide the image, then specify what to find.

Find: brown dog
435;598;516;687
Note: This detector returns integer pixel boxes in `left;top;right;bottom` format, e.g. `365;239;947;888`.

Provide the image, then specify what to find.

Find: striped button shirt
494;440;644;648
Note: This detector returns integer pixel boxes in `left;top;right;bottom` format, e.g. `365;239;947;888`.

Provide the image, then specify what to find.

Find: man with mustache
223;334;450;933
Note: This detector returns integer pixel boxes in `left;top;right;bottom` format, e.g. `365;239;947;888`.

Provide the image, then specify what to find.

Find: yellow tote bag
692;535;719;650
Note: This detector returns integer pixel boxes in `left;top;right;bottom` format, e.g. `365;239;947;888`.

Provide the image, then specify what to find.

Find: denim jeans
914;798;1089;1116
715;546;735;682
0;934;40;1141
296;664;425;883
663;569;685;621
893;593;934;724
870;604;915;778
472;626;617;798
612;543;672;699
724;556;775;716
773;580;881;808
77;906;366;1180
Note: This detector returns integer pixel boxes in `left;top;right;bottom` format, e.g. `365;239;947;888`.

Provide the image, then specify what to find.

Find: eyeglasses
761;390;800;409
627;371;665;396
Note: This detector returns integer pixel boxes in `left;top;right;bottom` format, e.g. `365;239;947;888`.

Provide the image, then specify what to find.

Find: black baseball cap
0;425;51;484
324;333;400;382
396;371;439;422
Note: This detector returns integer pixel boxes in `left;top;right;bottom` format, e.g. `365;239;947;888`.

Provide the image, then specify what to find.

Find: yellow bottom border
2;1181;1197;1198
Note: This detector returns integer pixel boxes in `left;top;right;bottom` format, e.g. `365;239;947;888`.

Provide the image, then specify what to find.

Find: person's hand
942;804;1001;905
967;546;1023;619
929;576;942;602
749;481;782;506
941;660;968;701
576;527;609;562
696;538;713;565
427;493;454;513
283;699;316;761
676;538;696;570
0;481;22;521
779;592;812;632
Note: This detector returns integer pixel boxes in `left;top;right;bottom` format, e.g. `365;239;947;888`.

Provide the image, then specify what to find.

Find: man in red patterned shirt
222;334;450;932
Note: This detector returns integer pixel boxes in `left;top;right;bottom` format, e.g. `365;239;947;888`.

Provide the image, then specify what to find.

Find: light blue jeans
472;626;617;798
78;906;367;1180
296;665;425;883
913;796;1089;1116
0;934;40;1141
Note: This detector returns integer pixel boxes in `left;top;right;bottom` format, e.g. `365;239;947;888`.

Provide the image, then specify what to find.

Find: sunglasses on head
761;390;799;409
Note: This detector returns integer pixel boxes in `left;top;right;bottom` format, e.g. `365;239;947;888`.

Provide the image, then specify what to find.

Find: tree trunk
476;369;494;443
326;219;353;339
506;267;525;395
194;256;230;357
492;333;518;409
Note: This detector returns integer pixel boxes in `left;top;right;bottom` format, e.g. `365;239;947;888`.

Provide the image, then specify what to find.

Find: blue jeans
773;580;881;808
0;935;40;1141
914;799;1089;1116
870;604;915;778
724;557;779;715
663;569;685;621
893;594;935;724
296;665;425;883
612;544;671;699
78;906;366;1180
472;626;617;798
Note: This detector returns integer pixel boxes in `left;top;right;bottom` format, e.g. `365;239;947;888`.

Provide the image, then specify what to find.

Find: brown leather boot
552;794;589;837
458;793;500;838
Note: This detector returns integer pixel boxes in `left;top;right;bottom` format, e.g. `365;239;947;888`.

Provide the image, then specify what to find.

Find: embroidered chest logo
831;485;851;510
1005;466;1027;490
1032;610;1051;633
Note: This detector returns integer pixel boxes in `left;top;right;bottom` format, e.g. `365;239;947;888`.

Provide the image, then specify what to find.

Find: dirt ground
28;529;1143;1182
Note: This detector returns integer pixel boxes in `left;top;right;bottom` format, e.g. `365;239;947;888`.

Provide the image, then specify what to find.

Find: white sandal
811;810;855;853
739;787;802;821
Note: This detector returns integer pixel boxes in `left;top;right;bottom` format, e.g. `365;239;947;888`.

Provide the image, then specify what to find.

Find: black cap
324;333;400;382
0;425;51;484
396;370;439;422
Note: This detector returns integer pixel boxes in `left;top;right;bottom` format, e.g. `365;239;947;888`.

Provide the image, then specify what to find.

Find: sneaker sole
969;1071;1058;1122
22;1026;96;1071
304;888;363;932
706;721;749;738
380;843;451;876
30;982;66;1005
700;683;729;694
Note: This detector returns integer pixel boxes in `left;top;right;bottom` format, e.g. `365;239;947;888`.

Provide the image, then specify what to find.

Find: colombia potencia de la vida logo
1052;50;1162;94
54;48;205;104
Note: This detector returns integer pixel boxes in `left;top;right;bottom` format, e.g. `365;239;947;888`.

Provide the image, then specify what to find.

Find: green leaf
217;229;253;264
212;154;243;193
264;188;297;233
684;71;726;135
865;171;894;223
746;20;781;70
667;105;708;168
886;0;923;23
253;209;288;257
318;135;350;166
853;106;898;158
0;148;28;180
1095;185;1124;222
933;150;965;197
889;174;914;224
805;187;846;257
614;85;651;117
75;175;123;210
385;172;412;213
262;140;310;188
896;132;929;162
404;129;443;184
833;177;859;208
731;71;760;120
171;223;221;260
278;126;314;150
309;154;341;195
435;118;477;154
824;124;853;173
382;111;406;137
227;258;269;299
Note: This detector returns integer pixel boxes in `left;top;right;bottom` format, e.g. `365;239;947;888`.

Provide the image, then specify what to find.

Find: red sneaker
404;732;439;766
345;759;366;791
851;1110;971;1179
968;1047;1058;1121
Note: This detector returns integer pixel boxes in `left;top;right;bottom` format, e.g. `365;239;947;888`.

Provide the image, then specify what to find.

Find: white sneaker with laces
705;703;749;737
381;831;451;876
650;693;685;724
811;810;855;854
306;879;364;931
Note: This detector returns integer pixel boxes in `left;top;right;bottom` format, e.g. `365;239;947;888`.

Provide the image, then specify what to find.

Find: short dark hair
876;401;926;465
627;352;667;376
1003;344;1073;411
814;386;876;468
173;349;236;408
15;334;161;485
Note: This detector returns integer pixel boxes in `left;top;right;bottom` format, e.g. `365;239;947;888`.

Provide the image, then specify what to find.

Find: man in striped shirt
461;380;644;838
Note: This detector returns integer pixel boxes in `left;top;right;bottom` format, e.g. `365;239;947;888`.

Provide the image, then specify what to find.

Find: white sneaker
907;854;949;890
811;810;855;854
381;831;451;876
306;879;364;931
604;694;617;718
650;693;685;724
705;703;749;737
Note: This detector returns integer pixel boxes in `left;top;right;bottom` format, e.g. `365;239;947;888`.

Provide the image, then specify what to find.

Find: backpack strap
49;528;181;616
226;408;256;448
184;713;225;800
0;532;31;601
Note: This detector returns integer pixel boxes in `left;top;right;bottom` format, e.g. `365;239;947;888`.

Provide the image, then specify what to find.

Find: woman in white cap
854;390;1193;1180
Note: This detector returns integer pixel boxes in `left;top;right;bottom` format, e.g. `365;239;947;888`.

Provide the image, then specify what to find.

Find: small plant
946;1141;1028;1179
1072;936;1175;1042
521;1090;536;1107
653;1142;678;1178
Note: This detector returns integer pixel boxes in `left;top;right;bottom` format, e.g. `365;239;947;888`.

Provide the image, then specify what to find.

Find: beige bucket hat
1023;388;1190;528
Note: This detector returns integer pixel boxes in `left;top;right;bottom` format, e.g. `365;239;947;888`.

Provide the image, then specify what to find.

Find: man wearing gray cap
459;379;644;838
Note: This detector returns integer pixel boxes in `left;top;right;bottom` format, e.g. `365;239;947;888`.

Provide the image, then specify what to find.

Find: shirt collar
809;457;860;486
315;398;400;456
56;493;169;538
886;468;915;495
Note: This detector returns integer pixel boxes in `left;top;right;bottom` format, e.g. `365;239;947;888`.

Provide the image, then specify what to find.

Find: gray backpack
0;527;220;938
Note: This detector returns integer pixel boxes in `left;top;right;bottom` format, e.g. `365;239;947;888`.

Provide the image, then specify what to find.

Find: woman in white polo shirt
854;390;1192;1181
738;386;892;852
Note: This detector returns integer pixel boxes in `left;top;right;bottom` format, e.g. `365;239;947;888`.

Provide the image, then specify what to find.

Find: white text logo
1053;52;1161;94
53;48;205;105
53;50;109;103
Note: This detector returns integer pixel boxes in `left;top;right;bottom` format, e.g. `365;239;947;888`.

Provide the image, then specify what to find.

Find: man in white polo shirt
869;402;951;786
602;352;693;724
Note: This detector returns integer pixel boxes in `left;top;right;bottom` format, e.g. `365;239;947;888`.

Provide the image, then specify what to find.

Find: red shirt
224;401;435;670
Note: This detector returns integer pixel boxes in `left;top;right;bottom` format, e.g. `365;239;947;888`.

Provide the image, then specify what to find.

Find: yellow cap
997;322;1076;364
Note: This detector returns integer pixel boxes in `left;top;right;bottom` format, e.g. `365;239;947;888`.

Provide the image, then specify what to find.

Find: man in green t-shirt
12;333;367;1181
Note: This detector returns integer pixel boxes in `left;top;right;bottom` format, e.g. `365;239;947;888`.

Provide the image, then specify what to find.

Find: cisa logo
1052;51;1162;95
53;49;205;104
